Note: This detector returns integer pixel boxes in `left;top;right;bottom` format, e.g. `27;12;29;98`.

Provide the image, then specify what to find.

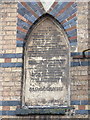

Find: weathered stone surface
23;17;69;107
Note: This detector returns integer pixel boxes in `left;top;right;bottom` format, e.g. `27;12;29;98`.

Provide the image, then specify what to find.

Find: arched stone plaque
23;15;70;108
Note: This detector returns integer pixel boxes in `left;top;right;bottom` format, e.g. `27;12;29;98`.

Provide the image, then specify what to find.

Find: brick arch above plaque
22;15;70;107
17;1;77;50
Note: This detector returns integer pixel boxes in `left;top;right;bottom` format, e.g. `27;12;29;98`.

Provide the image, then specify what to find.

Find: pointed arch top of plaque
22;13;70;108
25;13;68;42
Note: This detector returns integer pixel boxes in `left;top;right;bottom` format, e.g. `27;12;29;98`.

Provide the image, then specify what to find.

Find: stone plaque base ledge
15;106;75;116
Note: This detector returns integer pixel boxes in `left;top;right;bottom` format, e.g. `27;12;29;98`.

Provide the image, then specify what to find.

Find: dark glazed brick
71;62;80;67
71;61;90;67
0;111;2;115
71;100;80;105
0;63;23;68
75;110;88;115
71;52;82;57
2;111;16;116
81;61;90;66
0;53;23;58
81;100;89;105
1;101;21;106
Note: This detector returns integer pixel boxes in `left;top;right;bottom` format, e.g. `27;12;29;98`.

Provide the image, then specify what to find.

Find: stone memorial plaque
23;17;70;107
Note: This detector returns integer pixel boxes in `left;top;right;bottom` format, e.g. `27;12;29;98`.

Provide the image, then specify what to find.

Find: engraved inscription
29;87;63;91
24;17;69;106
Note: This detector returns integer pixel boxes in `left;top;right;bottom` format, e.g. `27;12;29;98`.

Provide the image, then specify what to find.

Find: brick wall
0;1;89;119
77;2;88;51
0;1;22;117
70;2;89;116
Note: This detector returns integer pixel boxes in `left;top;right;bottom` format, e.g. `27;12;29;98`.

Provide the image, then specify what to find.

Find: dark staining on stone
28;60;38;65
41;99;46;104
29;86;63;91
27;19;69;84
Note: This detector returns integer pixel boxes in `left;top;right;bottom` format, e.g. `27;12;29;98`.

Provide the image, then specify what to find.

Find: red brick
17;26;27;33
5;58;11;63
18;14;32;25
61;20;67;24
17;37;25;41
78;105;85;110
69;36;77;40
61;14;76;25
73;55;83;59
2;106;10;111
67;13;76;21
66;26;76;32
